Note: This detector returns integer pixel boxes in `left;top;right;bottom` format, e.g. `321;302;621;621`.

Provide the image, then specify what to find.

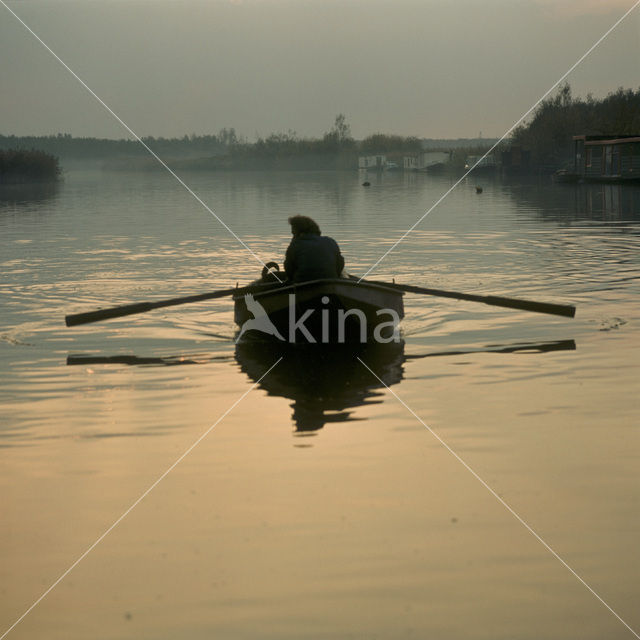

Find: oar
66;277;576;327
65;284;257;327
365;280;576;318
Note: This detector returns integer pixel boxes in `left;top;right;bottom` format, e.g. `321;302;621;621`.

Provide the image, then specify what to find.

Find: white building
464;154;497;169
404;151;451;171
403;156;418;170
358;155;387;170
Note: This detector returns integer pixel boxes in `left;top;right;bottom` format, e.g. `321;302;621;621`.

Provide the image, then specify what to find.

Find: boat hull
553;170;581;183
233;278;404;344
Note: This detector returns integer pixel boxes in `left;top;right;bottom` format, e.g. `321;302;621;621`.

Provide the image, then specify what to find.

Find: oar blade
485;296;576;318
65;302;155;326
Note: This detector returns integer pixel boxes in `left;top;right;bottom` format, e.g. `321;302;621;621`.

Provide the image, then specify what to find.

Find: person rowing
284;215;345;283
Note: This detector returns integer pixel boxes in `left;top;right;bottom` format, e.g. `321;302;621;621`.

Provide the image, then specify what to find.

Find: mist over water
1;169;639;639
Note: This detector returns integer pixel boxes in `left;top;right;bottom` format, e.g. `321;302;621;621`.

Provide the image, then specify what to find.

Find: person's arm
284;240;296;281
332;238;345;276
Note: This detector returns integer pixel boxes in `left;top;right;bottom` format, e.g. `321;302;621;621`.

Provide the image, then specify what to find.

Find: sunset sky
1;0;638;140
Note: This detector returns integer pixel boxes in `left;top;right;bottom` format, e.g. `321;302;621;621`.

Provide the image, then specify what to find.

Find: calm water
1;169;639;639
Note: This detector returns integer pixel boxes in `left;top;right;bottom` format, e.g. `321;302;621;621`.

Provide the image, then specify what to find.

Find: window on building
605;145;613;175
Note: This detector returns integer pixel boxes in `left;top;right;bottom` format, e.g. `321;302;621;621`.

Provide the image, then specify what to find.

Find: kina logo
236;293;286;342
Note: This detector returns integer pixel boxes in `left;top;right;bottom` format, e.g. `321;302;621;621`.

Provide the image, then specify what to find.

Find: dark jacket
284;233;345;282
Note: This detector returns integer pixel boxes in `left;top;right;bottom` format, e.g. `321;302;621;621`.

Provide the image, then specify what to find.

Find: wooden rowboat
64;268;573;331
233;278;404;344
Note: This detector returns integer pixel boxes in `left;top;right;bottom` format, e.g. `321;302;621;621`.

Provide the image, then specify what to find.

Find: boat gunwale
232;278;405;303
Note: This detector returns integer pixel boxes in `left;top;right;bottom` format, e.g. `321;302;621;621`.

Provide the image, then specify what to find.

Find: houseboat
573;135;640;183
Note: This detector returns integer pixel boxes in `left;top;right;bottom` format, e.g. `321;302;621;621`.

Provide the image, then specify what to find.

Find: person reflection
235;342;404;434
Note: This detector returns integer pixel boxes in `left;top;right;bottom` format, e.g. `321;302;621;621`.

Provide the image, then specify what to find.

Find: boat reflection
66;353;233;366
235;341;405;434
235;338;576;434
405;339;576;360
67;338;575;435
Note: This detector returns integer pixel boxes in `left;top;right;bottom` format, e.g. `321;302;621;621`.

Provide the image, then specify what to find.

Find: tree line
0;116;422;169
511;84;640;168
219;116;423;169
0;132;229;160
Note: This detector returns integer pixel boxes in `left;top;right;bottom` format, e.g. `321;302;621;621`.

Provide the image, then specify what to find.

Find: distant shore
0;129;496;175
3;84;638;178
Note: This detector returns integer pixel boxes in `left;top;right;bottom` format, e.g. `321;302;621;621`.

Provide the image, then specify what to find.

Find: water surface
1;170;639;639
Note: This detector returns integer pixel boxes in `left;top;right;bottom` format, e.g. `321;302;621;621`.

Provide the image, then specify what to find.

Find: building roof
573;135;640;145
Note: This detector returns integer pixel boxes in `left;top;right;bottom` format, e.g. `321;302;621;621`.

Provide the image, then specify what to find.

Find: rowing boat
233;277;404;344
64;267;574;330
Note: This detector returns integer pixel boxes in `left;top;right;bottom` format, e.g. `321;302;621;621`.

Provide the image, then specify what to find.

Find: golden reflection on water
2;332;638;639
2;173;640;639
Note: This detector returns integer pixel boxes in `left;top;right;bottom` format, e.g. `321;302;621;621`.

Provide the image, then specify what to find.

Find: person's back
284;216;345;283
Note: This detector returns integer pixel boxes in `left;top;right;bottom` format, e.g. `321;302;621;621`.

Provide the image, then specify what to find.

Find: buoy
476;186;483;193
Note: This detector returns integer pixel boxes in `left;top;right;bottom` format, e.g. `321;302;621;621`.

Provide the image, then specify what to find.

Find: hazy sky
1;0;638;140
